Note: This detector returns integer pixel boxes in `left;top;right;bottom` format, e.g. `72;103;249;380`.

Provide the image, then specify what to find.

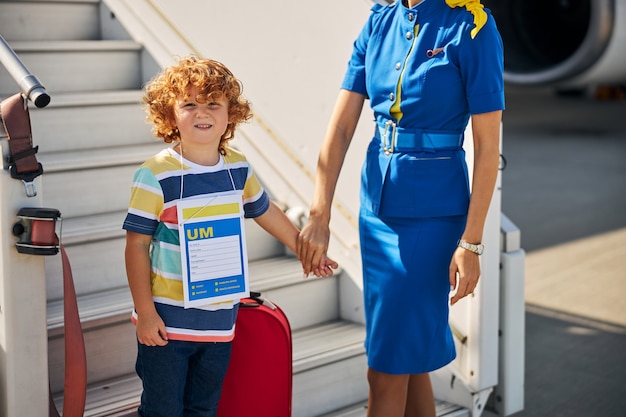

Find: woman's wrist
307;207;331;225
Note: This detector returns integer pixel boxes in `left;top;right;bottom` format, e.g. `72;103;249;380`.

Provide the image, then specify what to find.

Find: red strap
1;93;40;174
49;240;87;417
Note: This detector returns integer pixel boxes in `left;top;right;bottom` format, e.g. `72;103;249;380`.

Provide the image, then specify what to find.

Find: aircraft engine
483;0;626;87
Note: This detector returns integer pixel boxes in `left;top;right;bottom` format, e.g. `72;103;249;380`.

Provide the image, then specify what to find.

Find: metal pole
0;135;49;417
0;39;51;414
0;35;50;108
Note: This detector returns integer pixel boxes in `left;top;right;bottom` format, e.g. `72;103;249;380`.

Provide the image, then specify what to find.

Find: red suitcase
217;293;292;417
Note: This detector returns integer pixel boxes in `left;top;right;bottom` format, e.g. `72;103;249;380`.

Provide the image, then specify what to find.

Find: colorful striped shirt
123;146;270;342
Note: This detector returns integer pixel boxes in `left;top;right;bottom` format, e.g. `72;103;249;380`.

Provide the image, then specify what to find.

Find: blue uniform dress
341;0;504;374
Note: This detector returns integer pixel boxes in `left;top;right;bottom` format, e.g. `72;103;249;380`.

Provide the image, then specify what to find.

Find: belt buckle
382;120;396;155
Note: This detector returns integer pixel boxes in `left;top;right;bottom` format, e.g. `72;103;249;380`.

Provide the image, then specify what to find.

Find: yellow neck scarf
445;0;487;39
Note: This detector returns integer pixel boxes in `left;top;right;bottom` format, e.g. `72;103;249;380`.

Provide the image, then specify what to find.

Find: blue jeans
136;340;232;417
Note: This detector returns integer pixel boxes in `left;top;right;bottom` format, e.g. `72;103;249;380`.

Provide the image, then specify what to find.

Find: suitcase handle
241;291;277;311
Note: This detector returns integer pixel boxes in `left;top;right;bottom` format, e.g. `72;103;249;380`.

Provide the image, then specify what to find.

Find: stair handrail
0;34;50;108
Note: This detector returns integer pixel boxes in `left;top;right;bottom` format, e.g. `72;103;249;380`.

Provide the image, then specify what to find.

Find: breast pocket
378;151;470;218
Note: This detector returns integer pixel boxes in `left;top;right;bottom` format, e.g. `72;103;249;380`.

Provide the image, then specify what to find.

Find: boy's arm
125;231;168;346
253;201;299;253
253;201;337;276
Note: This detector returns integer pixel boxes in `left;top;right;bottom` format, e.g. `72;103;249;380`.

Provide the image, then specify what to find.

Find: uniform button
408;13;415;21
395;62;402;70
389;93;395;101
405;31;413;40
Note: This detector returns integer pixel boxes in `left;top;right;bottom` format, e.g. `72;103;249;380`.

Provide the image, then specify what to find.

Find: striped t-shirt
123;146;270;342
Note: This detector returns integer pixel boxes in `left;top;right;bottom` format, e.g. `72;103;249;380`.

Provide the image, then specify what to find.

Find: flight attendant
296;1;504;416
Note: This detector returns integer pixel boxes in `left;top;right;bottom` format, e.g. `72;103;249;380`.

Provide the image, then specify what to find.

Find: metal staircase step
41;163;139;218
45;257;322;332
55;211;285;260
43;213;290;302
51;319;469;417
37;143;165;173
293;321;365;374
292;321;368;417
52;373;142;417
45;212;129;302
0;0;101;42
245;257;340;330
0;40;143;94
45;235;128;301
56;211;128;245
44;212;298;299
46;256;337;393
29;90;155;152
48;287;132;335
52;320;368;417
48;311;137;396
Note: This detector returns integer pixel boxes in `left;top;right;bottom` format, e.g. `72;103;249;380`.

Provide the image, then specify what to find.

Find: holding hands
296;215;338;278
310;253;339;278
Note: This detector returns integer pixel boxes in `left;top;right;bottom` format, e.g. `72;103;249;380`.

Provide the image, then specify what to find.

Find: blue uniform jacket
342;0;505;218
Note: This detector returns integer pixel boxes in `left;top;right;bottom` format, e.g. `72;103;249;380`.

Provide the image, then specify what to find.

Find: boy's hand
136;311;169;346
309;254;339;278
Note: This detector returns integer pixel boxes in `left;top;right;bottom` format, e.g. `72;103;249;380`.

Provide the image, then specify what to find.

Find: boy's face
173;86;230;149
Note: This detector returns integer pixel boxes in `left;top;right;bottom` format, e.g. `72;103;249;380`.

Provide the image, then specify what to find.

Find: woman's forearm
309;90;365;221
462;111;502;243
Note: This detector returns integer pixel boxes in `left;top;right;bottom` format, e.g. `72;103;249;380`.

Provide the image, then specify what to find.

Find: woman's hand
449;246;481;305
296;216;331;277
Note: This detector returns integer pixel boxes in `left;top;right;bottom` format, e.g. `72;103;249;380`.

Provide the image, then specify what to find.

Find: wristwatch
457;240;484;255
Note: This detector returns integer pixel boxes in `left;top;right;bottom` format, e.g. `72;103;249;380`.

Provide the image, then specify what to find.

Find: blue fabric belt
376;120;463;153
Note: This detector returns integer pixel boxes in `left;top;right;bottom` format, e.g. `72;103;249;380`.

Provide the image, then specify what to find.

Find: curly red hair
143;55;252;154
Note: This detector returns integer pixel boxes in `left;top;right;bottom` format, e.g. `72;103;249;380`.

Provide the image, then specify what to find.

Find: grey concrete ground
493;86;626;417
